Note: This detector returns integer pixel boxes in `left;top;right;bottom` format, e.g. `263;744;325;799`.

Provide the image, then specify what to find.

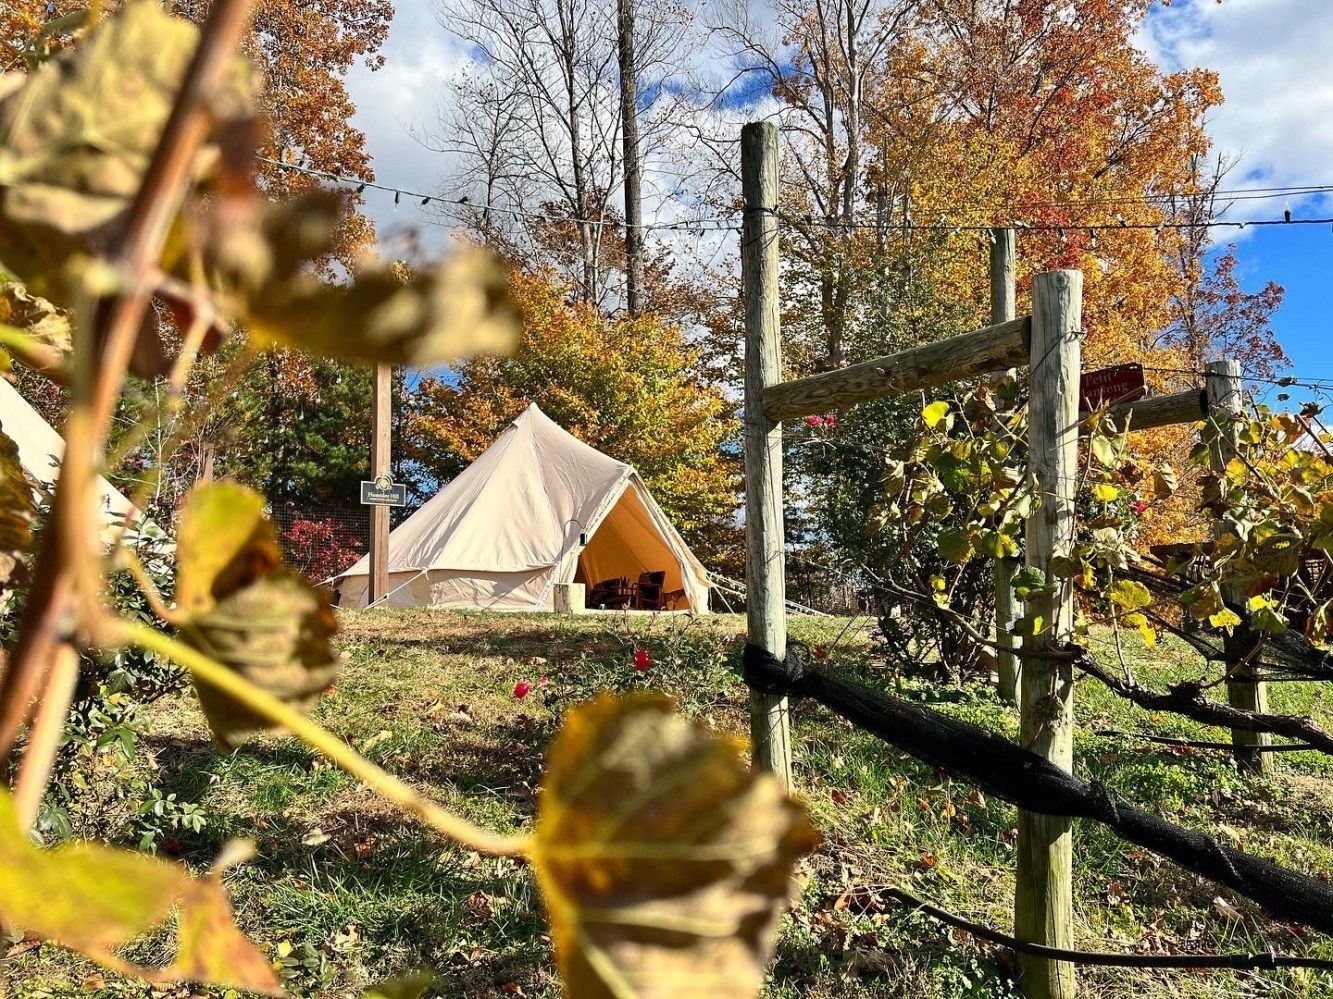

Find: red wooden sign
1080;363;1146;413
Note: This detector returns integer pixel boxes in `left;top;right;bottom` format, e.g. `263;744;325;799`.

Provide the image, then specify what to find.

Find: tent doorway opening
574;487;693;611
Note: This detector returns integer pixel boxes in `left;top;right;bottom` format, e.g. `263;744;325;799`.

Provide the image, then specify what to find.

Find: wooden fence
738;120;1266;999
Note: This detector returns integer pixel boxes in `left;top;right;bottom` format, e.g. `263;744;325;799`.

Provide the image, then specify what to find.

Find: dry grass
5;609;1333;998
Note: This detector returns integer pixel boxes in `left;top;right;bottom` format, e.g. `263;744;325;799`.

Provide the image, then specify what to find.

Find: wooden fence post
741;121;793;791
1015;270;1082;999
1205;358;1272;775
991;227;1020;707
369;362;392;605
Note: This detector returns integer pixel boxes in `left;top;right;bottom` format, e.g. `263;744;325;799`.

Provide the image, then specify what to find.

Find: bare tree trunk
554;0;599;304
618;0;644;316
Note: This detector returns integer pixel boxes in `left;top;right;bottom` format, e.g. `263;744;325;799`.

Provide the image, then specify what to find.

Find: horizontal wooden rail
763;316;1031;422
1100;389;1207;432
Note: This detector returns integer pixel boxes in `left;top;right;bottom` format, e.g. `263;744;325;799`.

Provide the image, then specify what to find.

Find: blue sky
346;0;1333;385
1137;0;1333;386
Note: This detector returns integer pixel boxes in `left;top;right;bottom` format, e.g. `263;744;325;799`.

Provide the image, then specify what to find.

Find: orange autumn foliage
769;0;1284;549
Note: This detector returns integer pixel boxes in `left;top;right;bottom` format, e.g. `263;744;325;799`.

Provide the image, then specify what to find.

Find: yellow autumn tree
755;0;1275;550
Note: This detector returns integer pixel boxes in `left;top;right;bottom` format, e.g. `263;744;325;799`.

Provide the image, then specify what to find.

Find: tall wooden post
1015;270;1082;999
991;228;1021;707
741;121;792;791
1206;359;1272;775
369;363;392;605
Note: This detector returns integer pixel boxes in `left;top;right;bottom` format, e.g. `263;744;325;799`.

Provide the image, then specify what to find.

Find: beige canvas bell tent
0;377;141;538
335;404;711;612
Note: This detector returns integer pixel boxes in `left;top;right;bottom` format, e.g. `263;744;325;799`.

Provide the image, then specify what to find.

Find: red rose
633;648;653;671
513;680;533;699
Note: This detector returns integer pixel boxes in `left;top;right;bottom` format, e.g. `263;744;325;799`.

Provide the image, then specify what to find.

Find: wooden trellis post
1205;359;1272;775
741;120;793;791
369;363;392;605
1015;270;1082;999
991;228;1021;706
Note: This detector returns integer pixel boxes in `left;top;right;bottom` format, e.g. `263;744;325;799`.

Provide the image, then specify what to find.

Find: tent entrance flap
576;485;692;609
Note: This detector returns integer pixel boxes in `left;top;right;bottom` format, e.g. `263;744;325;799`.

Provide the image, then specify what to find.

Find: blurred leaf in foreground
361;970;438;999
0;425;33;591
532;693;817;998
175;481;338;748
175;480;279;617
0;1;255;300
0;789;279;994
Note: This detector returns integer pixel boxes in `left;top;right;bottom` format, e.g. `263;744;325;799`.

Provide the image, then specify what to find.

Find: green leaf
1090;435;1118;468
1246;595;1288;636
1109;579;1152;612
175;481;280;617
936;452;978;494
977;529;1018;558
180;569;340;749
531;693;818;999
1011;565;1049;601
1251;532;1303;576
1181;582;1223;619
937;527;974;564
0;790;278;993
921;400;951;430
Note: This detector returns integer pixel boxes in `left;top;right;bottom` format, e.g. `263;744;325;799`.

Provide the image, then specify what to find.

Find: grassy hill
6;609;1333;998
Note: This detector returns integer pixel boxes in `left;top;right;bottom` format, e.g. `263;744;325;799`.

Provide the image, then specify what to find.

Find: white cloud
1143;0;1333;197
344;0;472;250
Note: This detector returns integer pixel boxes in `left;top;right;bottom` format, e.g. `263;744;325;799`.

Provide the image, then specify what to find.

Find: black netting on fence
743;642;1333;935
270;505;370;584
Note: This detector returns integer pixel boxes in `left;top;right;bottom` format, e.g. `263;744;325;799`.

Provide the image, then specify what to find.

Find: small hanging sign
1080;363;1146;413
360;472;406;507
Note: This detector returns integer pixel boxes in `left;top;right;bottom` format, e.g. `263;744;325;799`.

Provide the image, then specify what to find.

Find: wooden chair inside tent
635;571;667;610
588;576;633;609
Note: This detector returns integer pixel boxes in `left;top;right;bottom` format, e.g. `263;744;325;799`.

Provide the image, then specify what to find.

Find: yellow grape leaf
531;694;818;999
0;790;279;993
175;481;279;616
1091;483;1120;502
1209;608;1242;630
1109;579;1151;612
167;871;281;990
181;569;340;748
0;2;255;300
1151;464;1179;497
921;400;951;430
176;482;338;746
0;425;33;591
